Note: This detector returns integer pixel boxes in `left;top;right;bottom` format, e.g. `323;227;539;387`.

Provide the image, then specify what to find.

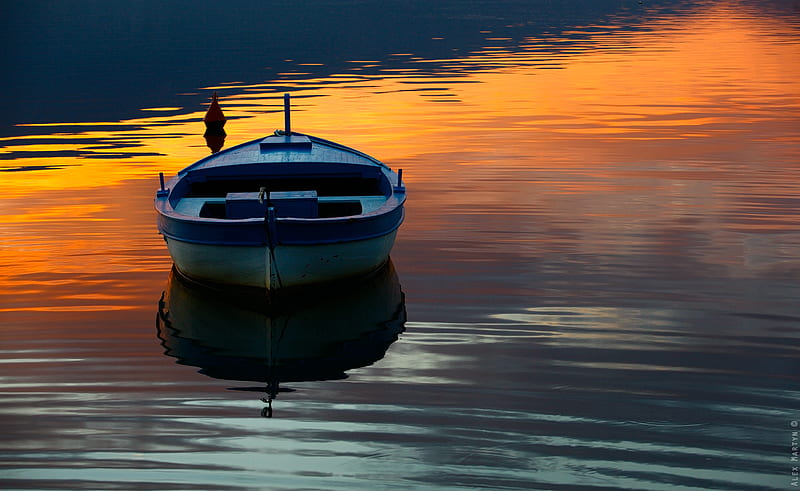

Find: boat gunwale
167;199;401;219
158;214;404;247
159;194;405;225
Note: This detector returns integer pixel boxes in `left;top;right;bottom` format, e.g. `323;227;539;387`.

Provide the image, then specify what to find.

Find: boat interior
172;170;391;220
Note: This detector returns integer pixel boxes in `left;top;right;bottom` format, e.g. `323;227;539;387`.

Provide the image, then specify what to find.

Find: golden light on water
1;3;799;311
3;4;797;192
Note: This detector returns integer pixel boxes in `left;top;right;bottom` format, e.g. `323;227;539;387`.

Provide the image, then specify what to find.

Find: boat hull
155;131;405;291
165;230;398;290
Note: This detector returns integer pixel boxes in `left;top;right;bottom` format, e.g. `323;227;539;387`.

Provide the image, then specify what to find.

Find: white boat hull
166;230;398;290
156;130;406;291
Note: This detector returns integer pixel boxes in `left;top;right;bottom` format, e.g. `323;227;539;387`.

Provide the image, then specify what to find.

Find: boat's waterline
165;229;398;290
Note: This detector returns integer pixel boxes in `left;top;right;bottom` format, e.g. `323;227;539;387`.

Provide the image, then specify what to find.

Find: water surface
2;1;799;489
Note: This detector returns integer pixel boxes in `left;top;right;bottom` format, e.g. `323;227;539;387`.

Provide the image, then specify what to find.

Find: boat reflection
156;261;406;417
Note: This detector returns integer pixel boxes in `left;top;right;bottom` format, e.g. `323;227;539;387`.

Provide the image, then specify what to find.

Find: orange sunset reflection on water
1;3;799;313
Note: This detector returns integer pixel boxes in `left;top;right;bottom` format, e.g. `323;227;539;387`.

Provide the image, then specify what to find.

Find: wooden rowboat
155;94;406;291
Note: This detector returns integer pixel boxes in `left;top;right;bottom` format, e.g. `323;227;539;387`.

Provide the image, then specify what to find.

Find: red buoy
203;92;226;136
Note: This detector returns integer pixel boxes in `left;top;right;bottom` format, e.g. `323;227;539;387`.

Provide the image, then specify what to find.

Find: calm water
2;1;800;489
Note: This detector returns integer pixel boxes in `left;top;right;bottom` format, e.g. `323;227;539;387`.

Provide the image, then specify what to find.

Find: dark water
2;1;800;489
